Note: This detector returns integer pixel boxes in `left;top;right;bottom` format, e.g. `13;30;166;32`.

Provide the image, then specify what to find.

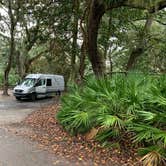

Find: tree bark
126;14;153;71
103;14;112;74
24;49;48;76
71;0;79;81
3;0;16;95
15;50;24;78
87;0;105;77
20;21;40;78
79;41;86;80
79;5;89;80
109;55;113;74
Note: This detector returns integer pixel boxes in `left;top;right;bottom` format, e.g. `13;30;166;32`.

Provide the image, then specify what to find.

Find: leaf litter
7;103;142;166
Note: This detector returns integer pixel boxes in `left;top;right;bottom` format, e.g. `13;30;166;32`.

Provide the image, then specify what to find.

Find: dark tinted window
36;79;45;86
47;79;52;86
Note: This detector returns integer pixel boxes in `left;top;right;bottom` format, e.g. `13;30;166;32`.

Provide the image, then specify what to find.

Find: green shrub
9;74;20;86
57;73;166;165
0;72;20;88
0;72;3;87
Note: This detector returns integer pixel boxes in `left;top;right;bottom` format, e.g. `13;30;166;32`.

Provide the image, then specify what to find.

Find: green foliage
0;71;19;88
57;73;166;164
0;72;3;87
8;73;20;86
104;0;125;5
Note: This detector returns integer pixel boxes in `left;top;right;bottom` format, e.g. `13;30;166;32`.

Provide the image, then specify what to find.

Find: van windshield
21;78;37;87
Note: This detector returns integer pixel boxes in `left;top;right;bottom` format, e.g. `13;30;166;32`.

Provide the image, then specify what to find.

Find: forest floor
0;91;142;165
6;101;142;166
0;91;73;166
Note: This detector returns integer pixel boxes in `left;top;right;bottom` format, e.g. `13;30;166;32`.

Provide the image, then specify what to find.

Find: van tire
30;93;36;101
16;97;21;100
56;90;61;96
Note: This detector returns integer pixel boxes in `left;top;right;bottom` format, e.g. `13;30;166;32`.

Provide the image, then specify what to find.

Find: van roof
26;74;63;79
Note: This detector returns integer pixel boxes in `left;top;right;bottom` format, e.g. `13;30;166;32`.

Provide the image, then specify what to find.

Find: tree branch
106;0;166;12
154;19;166;25
124;0;166;12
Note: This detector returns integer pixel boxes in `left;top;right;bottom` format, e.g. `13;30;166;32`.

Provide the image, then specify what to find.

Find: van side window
47;79;52;86
36;79;45;86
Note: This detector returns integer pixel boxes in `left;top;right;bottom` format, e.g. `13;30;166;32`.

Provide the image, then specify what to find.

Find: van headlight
23;87;33;94
22;89;28;94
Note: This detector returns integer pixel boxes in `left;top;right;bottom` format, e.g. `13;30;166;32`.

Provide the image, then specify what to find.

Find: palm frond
58;73;166;161
137;110;156;121
97;114;125;130
130;124;166;146
141;150;166;166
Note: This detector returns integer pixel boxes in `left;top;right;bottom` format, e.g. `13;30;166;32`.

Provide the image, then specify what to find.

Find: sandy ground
0;90;73;166
0;90;56;125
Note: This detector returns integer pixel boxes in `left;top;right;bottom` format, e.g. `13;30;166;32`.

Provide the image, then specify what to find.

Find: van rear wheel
30;93;36;101
56;90;61;96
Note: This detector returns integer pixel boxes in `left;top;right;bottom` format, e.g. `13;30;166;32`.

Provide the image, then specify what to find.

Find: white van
13;74;64;100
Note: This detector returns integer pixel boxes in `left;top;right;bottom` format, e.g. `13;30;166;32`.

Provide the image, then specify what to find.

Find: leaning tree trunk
126;14;153;71
3;0;15;96
15;50;25;79
103;14;112;74
24;49;48;76
87;0;105;77
71;0;80;81
79;5;89;81
79;41;87;80
3;51;14;96
3;29;15;95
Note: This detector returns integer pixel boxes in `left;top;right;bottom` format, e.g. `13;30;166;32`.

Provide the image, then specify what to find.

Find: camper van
13;74;64;100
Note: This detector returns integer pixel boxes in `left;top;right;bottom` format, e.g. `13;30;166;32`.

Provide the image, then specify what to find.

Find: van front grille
15;89;23;93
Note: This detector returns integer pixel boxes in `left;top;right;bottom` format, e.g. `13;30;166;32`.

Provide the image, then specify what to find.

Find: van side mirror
34;83;37;87
34;82;40;87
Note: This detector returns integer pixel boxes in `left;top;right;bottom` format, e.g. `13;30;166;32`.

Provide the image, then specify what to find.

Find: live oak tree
13;1;71;78
87;0;166;76
0;0;166;90
0;0;20;95
15;0;52;78
126;13;154;71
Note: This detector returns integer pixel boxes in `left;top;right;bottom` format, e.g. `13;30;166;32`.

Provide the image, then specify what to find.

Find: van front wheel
30;93;36;101
16;97;21;100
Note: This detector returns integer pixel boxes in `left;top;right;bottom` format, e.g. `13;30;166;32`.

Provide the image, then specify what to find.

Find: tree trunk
78;5;89;80
3;32;15;95
71;0;79;81
24;50;48;76
79;41;86;80
85;0;165;76
3;0;15;96
109;55;113;74
103;14;112;74
87;0;105;77
126;14;153;71
16;50;25;78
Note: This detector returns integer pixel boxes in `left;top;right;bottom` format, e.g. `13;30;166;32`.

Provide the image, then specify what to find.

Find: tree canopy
0;0;165;93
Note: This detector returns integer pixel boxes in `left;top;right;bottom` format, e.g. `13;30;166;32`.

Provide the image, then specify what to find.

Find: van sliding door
35;79;46;97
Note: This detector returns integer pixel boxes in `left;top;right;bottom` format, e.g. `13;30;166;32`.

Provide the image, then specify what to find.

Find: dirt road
0;91;72;166
0;91;56;125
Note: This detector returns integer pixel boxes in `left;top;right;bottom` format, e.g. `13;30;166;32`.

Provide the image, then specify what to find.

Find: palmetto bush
57;73;166;166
